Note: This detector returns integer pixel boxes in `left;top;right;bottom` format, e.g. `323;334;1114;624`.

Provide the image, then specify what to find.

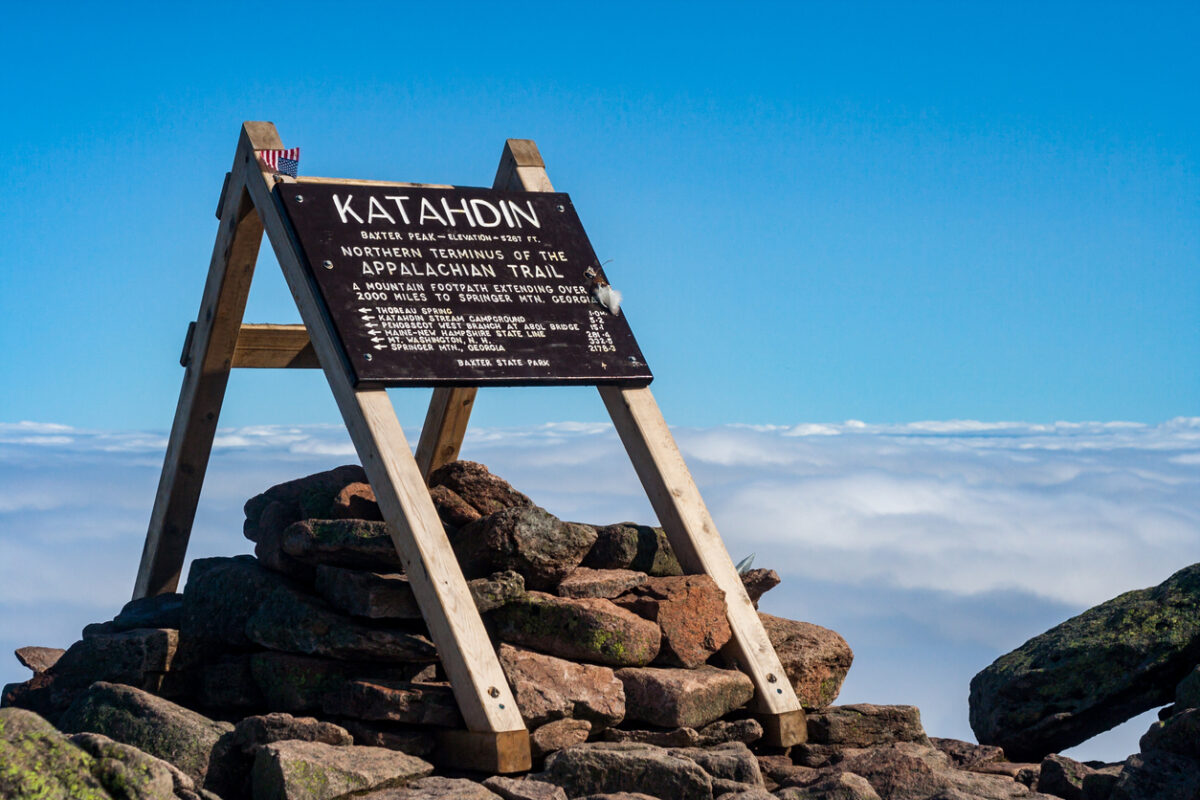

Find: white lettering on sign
331;194;541;229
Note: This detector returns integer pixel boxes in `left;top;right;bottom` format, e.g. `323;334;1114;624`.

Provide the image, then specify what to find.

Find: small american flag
258;148;300;177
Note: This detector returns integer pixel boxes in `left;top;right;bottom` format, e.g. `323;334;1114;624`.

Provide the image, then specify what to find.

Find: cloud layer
3;416;1198;760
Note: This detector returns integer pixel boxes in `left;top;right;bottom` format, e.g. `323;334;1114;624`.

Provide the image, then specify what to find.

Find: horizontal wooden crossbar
232;324;318;369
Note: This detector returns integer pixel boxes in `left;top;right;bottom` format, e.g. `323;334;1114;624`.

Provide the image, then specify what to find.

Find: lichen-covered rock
531;718;591;758
970;563;1200;761
616;666;754;729
0;707;112;799
581;523;683;577
614;575;731;668
58;682;233;786
243;464;368;542
558;568;647;599
69;731;203;800
806;704;929;748
539;742;713;800
453;507;597;591
490;592;661;667
602;727;701;747
498;643;625;728
245;582;437;663
759;612;853;709
321;680;462;727
251;739;433;800
428;460;533;516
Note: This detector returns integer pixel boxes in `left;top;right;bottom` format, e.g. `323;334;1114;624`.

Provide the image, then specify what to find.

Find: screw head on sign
323;260;333;269
556;204;565;212
295;195;304;203
364;353;373;361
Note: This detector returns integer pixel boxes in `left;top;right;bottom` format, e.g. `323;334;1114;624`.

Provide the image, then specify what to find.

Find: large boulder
581;523;683;577
613;575;731;668
112;593;185;632
497;643;625;728
970;563;1200;760
539;742;713;800
0;707;112;799
58;682;233;787
279;519;404;573
363;775;503;798
489;592;661;667
251;739;432;800
428;460;533;516
557;567;647;599
616;666;754;729
452;507;596;591
759;612;853;709
14;645;65;674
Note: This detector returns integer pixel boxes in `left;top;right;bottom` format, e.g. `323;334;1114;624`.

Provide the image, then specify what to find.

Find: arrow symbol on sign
358;308;372;313
371;336;385;343
374;344;386;350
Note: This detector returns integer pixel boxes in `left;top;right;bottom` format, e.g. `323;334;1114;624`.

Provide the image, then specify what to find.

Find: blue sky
1;0;1198;764
1;1;1196;428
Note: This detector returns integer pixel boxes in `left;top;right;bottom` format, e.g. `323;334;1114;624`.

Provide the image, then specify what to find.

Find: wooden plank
243;124;529;769
415;387;476;479
232;324;319;369
413;139;556;481
293;176;455;189
433;729;532;773
598;384;807;746
133;121;282;599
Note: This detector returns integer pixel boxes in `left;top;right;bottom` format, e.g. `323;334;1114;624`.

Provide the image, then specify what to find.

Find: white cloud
2;417;1197;761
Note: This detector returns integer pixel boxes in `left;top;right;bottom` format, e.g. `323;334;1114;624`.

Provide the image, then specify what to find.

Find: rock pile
5;460;1186;799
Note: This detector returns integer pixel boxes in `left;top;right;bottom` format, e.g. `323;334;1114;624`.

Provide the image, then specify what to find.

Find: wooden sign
277;184;653;386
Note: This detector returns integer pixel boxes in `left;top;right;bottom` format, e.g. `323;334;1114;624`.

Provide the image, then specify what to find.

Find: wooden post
133;122;280;599
413;139;554;481
243;126;531;770
599;385;807;746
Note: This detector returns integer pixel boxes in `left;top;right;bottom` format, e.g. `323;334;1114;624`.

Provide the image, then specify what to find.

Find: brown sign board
277;183;653;387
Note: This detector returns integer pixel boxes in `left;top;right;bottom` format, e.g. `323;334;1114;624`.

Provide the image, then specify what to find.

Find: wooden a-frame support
134;122;805;773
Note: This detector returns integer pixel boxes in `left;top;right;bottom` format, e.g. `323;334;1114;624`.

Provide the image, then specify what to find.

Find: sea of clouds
3;416;1199;761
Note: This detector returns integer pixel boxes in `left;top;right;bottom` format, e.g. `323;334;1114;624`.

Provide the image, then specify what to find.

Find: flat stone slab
14;646;65;674
616;665;754;729
490;592;661;667
252;739;433;800
498;643;625;728
557;568;646;599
